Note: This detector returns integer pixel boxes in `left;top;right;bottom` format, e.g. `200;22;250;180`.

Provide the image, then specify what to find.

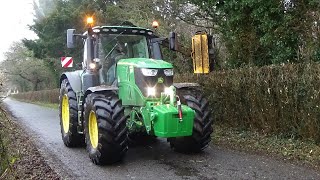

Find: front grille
134;68;173;97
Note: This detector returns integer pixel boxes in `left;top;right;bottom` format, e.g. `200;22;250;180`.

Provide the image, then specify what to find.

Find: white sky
0;0;37;61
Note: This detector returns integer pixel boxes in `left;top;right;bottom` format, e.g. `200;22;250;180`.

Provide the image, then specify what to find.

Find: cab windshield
98;34;149;85
98;34;149;60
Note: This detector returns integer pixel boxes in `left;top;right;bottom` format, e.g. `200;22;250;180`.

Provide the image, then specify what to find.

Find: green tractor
59;19;213;165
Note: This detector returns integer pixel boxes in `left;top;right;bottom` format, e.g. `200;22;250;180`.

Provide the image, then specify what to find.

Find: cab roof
83;26;155;37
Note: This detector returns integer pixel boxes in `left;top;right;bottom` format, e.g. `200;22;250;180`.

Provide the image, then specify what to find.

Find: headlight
164;69;174;76
141;68;158;76
147;87;156;96
93;58;100;63
89;63;96;69
164;87;173;95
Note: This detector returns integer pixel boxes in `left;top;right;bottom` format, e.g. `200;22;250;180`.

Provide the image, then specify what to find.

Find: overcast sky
0;0;37;61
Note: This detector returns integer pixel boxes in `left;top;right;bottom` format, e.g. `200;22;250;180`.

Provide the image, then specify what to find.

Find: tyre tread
169;88;213;153
84;93;128;165
59;79;84;147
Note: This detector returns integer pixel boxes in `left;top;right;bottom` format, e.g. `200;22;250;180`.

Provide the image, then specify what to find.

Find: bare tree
0;71;7;101
1;42;56;92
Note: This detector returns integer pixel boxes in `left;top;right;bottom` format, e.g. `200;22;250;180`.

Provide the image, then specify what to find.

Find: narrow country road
3;98;320;180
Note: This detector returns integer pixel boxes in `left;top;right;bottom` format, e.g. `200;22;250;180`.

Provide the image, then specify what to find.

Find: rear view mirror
169;32;178;51
67;29;76;48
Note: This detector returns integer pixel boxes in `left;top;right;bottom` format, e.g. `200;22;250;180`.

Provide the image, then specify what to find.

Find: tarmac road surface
3;98;320;180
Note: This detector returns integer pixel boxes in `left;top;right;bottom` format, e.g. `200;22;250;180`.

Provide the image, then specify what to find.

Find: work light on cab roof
87;17;94;26
152;20;159;28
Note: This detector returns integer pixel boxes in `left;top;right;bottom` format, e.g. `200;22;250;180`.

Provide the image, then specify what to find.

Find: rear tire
83;93;128;165
59;79;84;147
168;88;213;153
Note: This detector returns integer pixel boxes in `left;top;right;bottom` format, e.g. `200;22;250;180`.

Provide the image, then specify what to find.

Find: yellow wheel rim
61;95;70;134
89;110;99;149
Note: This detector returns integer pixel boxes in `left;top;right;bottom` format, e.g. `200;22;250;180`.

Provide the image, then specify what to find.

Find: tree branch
176;15;213;28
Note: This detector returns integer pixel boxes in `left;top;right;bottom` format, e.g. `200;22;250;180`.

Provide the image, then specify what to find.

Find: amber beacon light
152;20;159;29
87;17;94;25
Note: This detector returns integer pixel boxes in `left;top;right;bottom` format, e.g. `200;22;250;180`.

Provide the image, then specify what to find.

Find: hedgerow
11;89;59;104
176;62;320;142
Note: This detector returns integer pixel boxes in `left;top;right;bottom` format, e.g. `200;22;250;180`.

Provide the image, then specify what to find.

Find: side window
151;41;163;60
132;38;149;58
83;39;87;69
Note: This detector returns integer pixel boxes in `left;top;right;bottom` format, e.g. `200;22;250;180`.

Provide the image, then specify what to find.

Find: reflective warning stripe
61;57;73;68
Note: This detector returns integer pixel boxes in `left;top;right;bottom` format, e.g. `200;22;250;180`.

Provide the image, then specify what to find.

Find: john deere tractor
59;19;213;165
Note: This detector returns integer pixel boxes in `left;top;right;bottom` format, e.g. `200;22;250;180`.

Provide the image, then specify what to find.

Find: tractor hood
117;58;173;69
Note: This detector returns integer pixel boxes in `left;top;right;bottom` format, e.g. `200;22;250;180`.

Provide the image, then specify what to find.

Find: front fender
173;83;200;89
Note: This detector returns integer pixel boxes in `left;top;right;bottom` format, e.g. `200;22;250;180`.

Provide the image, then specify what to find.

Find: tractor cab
86;26;163;86
67;25;175;93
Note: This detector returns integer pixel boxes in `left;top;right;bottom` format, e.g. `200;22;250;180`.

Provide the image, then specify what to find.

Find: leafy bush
176;62;320;142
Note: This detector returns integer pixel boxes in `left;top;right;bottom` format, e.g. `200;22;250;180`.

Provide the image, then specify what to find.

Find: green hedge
11;63;320;142
11;89;60;104
176;63;320;142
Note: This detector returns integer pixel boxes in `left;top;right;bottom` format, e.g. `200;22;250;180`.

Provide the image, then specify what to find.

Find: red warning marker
61;57;73;68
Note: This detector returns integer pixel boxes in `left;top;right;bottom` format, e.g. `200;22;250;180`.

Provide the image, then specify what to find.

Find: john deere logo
158;77;164;83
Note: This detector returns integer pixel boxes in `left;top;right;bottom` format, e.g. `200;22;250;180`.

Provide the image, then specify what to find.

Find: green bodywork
64;25;196;138
117;58;172;106
152;104;194;137
117;58;195;137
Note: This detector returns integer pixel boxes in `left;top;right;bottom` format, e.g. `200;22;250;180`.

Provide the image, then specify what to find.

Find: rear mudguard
60;70;83;92
84;86;118;97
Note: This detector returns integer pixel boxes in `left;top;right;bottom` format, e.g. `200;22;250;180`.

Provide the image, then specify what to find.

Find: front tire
59;79;83;147
168;88;213;153
83;93;128;165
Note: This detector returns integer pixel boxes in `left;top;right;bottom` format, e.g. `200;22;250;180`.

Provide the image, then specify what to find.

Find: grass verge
213;123;320;169
29;101;59;109
10;98;58;109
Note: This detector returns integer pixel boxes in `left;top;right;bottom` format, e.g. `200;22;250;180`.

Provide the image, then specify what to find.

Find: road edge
2;99;76;179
